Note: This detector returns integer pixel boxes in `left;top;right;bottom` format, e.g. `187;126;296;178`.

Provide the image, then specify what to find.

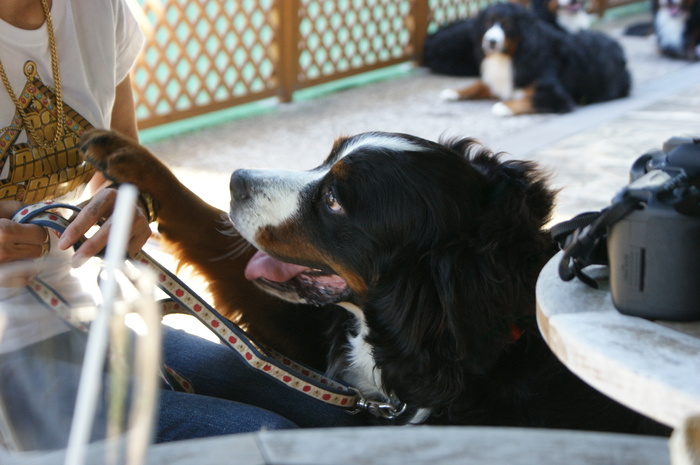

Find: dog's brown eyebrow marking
330;158;351;180
325;137;348;164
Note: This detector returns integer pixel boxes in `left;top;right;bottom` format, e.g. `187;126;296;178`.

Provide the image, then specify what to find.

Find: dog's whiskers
212;216;253;261
211;237;253;262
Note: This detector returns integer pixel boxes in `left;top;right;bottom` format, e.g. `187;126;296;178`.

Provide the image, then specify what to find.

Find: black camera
556;136;700;321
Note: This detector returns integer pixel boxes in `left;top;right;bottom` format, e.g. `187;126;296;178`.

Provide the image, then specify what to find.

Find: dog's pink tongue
245;250;310;282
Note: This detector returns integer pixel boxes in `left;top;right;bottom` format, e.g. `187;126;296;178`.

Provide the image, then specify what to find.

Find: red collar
509;325;525;343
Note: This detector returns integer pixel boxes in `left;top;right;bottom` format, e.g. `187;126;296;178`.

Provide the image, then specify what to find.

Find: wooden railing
129;0;490;129
129;0;636;129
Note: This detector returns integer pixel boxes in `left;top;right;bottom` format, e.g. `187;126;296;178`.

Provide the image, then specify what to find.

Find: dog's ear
365;146;556;412
471;151;556;235
365;244;507;411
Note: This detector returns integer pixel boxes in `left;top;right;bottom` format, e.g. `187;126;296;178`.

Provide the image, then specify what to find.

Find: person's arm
59;75;151;267
88;74;140;194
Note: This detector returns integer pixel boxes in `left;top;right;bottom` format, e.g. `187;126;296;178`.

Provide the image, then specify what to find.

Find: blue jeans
158;326;367;442
0;326;366;450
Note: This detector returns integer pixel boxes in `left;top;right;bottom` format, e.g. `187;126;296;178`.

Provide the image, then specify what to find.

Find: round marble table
536;252;700;429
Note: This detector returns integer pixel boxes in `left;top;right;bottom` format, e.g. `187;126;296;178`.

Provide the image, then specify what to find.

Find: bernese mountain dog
653;0;700;59
440;2;631;116
421;0;591;77
79;129;670;434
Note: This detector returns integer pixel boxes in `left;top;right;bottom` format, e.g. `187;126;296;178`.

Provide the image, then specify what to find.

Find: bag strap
12;201;195;392
13;201;408;418
552;196;641;288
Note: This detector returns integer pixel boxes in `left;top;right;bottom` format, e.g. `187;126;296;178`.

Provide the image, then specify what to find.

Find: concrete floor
143;11;700;226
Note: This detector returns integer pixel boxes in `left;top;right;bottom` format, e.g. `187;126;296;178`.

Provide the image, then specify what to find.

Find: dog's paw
491;102;514;117
440;89;460;101
79;129;153;187
80;129;135;168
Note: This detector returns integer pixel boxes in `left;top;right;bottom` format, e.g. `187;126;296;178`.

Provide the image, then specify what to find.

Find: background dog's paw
440;89;460;101
491;102;514;117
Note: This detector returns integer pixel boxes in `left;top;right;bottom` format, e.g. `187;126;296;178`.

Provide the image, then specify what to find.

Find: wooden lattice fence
129;0;491;129
129;0;629;129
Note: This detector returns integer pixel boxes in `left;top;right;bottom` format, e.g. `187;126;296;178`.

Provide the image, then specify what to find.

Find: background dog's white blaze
655;7;688;52
482;23;506;53
557;12;590;33
555;0;591;32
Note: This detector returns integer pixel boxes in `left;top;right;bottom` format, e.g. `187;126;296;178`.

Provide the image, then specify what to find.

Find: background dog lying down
422;0;592;77
439;3;631;116
80;129;669;433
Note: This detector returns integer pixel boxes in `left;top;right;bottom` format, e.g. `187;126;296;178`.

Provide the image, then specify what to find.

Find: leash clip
349;388;407;420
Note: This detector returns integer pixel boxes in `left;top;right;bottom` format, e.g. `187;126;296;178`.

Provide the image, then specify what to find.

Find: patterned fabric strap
132;250;357;408
13;201;360;410
12;201;88;331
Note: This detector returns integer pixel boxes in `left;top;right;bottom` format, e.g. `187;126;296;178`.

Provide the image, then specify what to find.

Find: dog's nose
230;169;251;201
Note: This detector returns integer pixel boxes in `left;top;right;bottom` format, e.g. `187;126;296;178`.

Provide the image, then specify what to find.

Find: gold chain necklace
0;0;66;149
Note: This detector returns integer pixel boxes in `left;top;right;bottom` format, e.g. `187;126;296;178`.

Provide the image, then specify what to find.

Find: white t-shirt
0;0;144;137
0;0;144;353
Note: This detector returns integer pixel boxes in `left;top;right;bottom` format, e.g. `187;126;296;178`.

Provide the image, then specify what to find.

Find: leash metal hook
349;388;408;420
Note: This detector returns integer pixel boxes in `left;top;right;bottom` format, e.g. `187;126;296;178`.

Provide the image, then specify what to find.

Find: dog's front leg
79;129;334;367
440;80;495;101
78;129;262;313
491;86;537;116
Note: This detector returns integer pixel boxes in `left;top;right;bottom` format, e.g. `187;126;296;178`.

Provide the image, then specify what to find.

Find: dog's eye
325;189;343;213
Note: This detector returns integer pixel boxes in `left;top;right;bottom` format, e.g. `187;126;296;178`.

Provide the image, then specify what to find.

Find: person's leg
155;389;297;442
161;326;369;428
0;328;298;450
0;330;90;450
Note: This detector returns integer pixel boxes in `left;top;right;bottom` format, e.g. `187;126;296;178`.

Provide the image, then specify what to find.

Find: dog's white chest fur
335;303;384;399
655;8;688;52
481;53;515;100
334;302;432;424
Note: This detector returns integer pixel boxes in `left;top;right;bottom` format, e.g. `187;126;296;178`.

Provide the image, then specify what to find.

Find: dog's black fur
80;129;670;434
227;132;670;434
422;18;482;76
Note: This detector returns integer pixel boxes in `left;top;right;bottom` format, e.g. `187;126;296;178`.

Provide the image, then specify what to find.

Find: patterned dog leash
13;201;407;419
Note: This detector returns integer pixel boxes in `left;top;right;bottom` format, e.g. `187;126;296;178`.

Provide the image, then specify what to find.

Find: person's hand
0;200;50;264
57;187;152;267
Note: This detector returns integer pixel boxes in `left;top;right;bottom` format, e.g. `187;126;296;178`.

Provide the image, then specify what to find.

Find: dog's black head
478;2;536;55
229;132;556;413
